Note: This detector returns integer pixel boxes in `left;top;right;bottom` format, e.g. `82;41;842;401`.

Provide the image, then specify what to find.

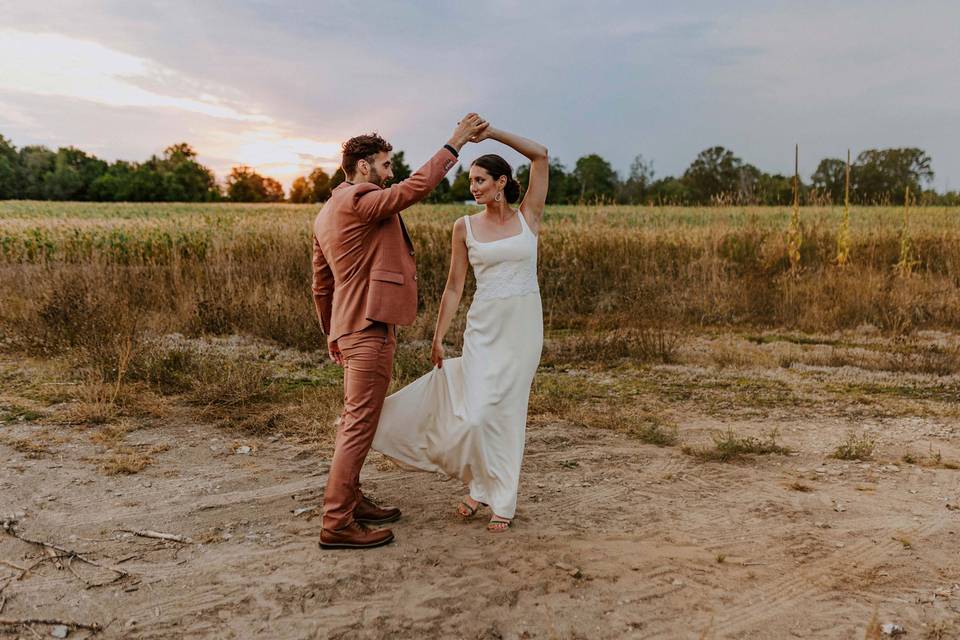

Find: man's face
360;151;393;187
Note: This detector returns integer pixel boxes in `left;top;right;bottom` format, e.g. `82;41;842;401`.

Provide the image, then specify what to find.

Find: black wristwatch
443;144;459;158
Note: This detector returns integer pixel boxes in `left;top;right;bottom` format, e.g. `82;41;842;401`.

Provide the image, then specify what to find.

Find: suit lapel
398;214;414;251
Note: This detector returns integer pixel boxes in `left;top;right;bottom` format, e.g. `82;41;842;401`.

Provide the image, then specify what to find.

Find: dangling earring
495;191;502;202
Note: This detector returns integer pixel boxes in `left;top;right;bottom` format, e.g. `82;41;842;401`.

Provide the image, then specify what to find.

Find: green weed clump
683;428;791;462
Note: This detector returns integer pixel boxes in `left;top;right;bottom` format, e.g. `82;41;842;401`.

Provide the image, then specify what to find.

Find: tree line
1;133;957;205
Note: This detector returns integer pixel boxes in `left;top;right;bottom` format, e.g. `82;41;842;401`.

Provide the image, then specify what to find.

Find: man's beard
368;168;386;187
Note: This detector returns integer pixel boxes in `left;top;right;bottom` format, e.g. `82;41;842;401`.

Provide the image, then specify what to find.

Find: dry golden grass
832;432;876;461
1;203;958;456
3;437;53;458
2;204;959;360
98;447;154;475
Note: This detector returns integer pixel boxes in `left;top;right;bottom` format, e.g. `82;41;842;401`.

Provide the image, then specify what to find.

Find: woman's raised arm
479;127;548;233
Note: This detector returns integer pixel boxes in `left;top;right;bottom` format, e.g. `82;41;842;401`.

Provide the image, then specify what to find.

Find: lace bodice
463;211;540;303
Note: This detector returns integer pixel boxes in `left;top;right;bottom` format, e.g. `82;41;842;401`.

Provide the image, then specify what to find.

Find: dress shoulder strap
462;215;476;244
515;209;528;232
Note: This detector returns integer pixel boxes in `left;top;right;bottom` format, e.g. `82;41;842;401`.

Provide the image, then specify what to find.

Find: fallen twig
119;529;194;544
115;554;142;564
45;546;64;570
64;556;95;589
17;554;72;581
0;617;103;633
1;520;128;585
0;560;27;572
0;595;6;614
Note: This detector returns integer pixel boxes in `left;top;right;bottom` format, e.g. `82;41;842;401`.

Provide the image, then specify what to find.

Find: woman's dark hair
471;154;521;204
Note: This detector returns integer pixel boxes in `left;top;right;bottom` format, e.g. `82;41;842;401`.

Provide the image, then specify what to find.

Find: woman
372;124;548;532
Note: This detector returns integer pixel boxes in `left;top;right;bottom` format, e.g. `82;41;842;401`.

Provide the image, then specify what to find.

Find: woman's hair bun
504;176;521;204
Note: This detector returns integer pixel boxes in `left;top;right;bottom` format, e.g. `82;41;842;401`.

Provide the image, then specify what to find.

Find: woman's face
469;165;505;205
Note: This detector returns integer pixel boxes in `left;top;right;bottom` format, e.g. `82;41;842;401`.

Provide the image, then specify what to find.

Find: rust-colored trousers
322;322;396;530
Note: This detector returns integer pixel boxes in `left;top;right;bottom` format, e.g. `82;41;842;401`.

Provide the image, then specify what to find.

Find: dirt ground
2;333;960;639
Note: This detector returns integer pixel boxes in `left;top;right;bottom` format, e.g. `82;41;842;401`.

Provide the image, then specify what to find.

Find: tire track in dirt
711;516;948;636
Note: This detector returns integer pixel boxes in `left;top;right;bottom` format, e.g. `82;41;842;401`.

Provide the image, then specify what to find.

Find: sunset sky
2;1;958;192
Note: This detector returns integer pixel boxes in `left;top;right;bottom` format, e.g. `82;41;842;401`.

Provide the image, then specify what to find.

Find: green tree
290;167;332;203
517;158;577;204
330;167;346;190
159;143;219;201
425;176;452;203
682;146;746;204
449;166;471;202
853;148;933;204
43;147;107;201
226;166;283;202
572;154;619;203
390;151;412;183
289;176;312;203
0;135;18;199
618;154;655;204
18;146;56;200
647;177;692;204
810;158;846;204
125;159;167;201
263;176;284;202
308;167;332;201
89;161;135;201
753;172;795;205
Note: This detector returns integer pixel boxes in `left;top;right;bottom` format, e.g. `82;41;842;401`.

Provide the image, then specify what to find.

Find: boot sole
354;512;401;525
319;533;395;550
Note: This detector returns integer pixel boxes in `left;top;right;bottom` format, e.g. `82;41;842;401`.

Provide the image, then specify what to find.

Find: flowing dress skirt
373;292;543;518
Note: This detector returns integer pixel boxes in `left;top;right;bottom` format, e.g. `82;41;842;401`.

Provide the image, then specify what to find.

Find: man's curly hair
341;133;393;176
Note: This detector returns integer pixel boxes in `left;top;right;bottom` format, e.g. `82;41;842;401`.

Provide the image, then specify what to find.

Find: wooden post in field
787;144;802;273
836;149;851;266
895;185;914;276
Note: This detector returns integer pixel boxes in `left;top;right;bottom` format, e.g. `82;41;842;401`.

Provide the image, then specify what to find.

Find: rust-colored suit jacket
311;147;457;343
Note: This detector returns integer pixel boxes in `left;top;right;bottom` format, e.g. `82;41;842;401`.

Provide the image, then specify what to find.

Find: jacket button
409;251;415;256
414;275;418;281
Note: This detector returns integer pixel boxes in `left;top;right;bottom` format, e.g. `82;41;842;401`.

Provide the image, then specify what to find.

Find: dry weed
683;428;791;462
832;432;876;461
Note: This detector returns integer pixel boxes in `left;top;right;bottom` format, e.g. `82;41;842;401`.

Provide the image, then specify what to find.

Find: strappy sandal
486;517;512;533
456;498;486;519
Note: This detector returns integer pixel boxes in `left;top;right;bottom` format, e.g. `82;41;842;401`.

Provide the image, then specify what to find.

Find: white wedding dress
372;210;543;519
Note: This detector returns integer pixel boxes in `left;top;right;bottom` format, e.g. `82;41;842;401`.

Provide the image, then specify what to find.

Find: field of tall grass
1;200;958;444
2;202;959;349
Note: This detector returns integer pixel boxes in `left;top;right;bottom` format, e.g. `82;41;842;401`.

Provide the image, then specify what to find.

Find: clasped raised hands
449;113;489;150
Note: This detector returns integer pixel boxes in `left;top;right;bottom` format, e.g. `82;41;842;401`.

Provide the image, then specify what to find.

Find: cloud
0;30;268;123
0;1;957;190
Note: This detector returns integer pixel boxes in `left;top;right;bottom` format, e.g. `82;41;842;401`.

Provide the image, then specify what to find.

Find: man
312;114;488;549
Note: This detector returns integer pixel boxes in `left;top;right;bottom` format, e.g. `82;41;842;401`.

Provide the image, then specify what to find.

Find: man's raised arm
353;113;488;223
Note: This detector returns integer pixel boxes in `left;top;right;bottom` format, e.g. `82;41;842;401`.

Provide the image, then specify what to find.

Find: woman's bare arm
431;218;470;368
479;127;548;233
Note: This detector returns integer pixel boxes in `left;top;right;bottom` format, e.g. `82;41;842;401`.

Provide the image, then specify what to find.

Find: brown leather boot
319;522;394;549
354;496;401;525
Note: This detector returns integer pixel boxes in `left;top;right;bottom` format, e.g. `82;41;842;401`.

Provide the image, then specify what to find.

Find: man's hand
447;113;489;152
328;340;343;366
